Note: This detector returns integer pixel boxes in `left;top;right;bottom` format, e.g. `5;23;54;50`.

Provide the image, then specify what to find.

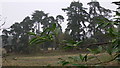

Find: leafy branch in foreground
62;40;82;50
58;45;120;66
28;23;57;45
58;11;120;66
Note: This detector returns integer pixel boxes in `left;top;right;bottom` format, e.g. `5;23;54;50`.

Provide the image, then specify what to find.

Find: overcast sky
0;0;119;35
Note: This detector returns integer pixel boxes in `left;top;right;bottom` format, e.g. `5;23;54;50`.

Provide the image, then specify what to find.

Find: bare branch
0;17;7;30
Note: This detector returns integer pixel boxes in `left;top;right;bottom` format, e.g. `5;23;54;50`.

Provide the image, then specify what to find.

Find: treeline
2;1;115;54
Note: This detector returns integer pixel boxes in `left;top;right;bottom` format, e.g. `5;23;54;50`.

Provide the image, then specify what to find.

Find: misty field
2;50;119;66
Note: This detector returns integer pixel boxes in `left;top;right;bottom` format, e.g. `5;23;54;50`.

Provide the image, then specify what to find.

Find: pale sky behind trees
0;0;119;35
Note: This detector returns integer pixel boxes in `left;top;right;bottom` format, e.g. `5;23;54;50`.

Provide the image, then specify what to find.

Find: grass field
2;50;120;66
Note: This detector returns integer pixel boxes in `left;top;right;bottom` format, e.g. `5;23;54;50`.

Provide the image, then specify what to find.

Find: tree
87;1;113;42
19;16;34;53
62;1;89;41
2;29;9;46
48;15;64;50
40;15;64;50
6;16;35;53
8;22;22;52
32;10;48;34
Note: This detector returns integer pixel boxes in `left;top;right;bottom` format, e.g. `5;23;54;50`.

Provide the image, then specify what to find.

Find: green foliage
63;40;82;46
58;58;70;66
58;54;88;66
58;7;120;65
104;46;119;56
87;46;103;54
96;9;120;62
28;23;60;45
27;32;36;36
29;36;49;45
62;40;82;50
69;54;88;62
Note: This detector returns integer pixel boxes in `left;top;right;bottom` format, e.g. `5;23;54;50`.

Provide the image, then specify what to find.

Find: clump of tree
1;0;118;55
58;1;120;66
61;1;113;50
2;10;64;53
2;16;34;53
62;1;89;41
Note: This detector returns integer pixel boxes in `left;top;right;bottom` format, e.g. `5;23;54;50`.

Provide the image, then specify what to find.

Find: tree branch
85;42;111;48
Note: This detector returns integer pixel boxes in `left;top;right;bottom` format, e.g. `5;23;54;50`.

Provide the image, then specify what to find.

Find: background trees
32;10;48;34
61;1;113;49
87;1;113;43
62;1;89;41
4;16;35;53
1;1;117;53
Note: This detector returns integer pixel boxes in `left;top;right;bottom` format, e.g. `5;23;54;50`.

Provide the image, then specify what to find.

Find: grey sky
0;0;119;35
